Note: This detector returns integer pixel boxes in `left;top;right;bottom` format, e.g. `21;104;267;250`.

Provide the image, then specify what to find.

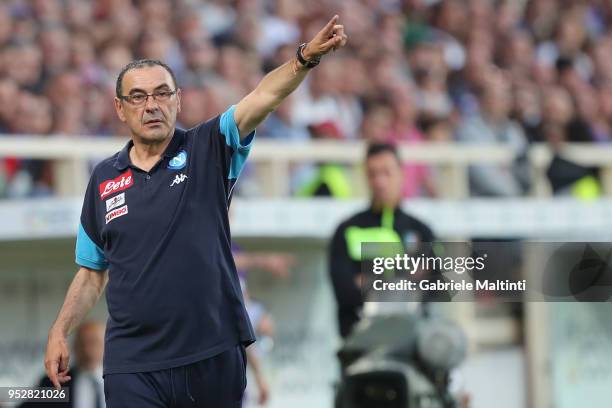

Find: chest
97;142;227;238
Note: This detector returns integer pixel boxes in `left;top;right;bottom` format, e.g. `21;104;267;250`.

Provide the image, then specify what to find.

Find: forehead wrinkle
122;67;175;95
127;83;172;95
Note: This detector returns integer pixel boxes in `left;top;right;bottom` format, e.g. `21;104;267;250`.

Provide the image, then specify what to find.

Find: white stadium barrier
2;137;612;197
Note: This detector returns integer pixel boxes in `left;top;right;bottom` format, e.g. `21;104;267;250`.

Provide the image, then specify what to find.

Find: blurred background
1;0;612;407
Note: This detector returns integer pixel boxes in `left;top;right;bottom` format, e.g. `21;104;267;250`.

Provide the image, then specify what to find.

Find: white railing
1;136;612;197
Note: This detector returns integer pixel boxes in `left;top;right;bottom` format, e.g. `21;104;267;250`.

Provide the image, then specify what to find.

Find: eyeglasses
119;90;177;106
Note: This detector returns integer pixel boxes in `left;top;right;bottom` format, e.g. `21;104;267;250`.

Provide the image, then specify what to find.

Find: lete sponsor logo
105;205;128;224
106;192;125;212
99;170;134;199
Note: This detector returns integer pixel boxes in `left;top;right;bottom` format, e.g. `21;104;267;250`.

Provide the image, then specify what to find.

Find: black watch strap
296;43;321;68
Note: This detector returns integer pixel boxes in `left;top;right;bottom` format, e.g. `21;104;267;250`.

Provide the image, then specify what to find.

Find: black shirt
75;106;256;375
328;205;435;338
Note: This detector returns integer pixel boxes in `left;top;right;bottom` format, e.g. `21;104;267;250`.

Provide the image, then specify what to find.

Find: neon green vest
298;164;352;198
344;207;403;261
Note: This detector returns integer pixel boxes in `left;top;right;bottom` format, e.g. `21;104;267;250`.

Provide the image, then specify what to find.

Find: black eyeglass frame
118;89;178;105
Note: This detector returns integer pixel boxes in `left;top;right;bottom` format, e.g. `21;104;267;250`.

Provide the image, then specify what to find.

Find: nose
144;94;160;112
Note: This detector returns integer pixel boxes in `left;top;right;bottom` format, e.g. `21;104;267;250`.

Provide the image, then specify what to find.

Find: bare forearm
257;58;309;103
246;347;263;376
234;15;347;137
50;267;108;337
235;59;309;136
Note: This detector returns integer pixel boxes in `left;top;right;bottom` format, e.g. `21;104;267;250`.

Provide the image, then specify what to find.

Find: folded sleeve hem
220;105;256;151
76;256;108;271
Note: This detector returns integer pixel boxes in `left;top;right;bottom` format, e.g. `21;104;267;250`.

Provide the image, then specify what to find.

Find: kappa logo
105;205;128;224
170;173;188;187
168;150;187;170
106;192;125;212
99;170;134;199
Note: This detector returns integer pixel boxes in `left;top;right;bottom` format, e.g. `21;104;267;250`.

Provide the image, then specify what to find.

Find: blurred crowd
0;0;611;198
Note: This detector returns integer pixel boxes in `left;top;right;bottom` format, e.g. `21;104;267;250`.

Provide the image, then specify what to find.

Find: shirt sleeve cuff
76;256;108;271
220;105;256;151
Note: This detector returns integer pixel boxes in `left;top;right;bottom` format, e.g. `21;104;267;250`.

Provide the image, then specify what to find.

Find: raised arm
45;266;108;389
234;15;348;138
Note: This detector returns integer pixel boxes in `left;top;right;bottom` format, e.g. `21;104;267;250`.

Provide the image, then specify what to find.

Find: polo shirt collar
114;128;185;171
114;139;133;171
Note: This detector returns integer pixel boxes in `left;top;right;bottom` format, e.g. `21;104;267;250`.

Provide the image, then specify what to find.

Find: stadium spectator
456;71;531;196
233;246;294;406
1;0;612;197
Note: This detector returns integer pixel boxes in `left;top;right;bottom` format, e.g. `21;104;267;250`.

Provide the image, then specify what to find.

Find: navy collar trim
113;128;185;171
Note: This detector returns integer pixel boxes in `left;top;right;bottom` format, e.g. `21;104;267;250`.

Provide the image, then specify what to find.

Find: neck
130;129;174;171
371;198;400;211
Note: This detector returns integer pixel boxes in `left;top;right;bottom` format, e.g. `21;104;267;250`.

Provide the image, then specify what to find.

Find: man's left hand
303;15;348;60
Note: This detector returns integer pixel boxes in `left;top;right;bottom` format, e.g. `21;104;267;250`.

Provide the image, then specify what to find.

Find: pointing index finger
323;15;339;35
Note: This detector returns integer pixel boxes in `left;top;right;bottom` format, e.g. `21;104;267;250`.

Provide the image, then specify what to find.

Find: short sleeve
75;173;108;271
76;223;108;270
219;105;255;180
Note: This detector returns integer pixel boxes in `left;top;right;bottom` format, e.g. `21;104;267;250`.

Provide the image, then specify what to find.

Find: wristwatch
296;43;321;68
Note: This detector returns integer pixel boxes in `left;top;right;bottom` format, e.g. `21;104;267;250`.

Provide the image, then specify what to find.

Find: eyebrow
127;84;172;95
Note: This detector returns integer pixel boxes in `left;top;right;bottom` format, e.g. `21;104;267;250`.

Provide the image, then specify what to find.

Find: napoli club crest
168;150;187;170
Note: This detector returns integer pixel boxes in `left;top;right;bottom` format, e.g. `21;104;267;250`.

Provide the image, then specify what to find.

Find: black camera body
335;312;466;408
